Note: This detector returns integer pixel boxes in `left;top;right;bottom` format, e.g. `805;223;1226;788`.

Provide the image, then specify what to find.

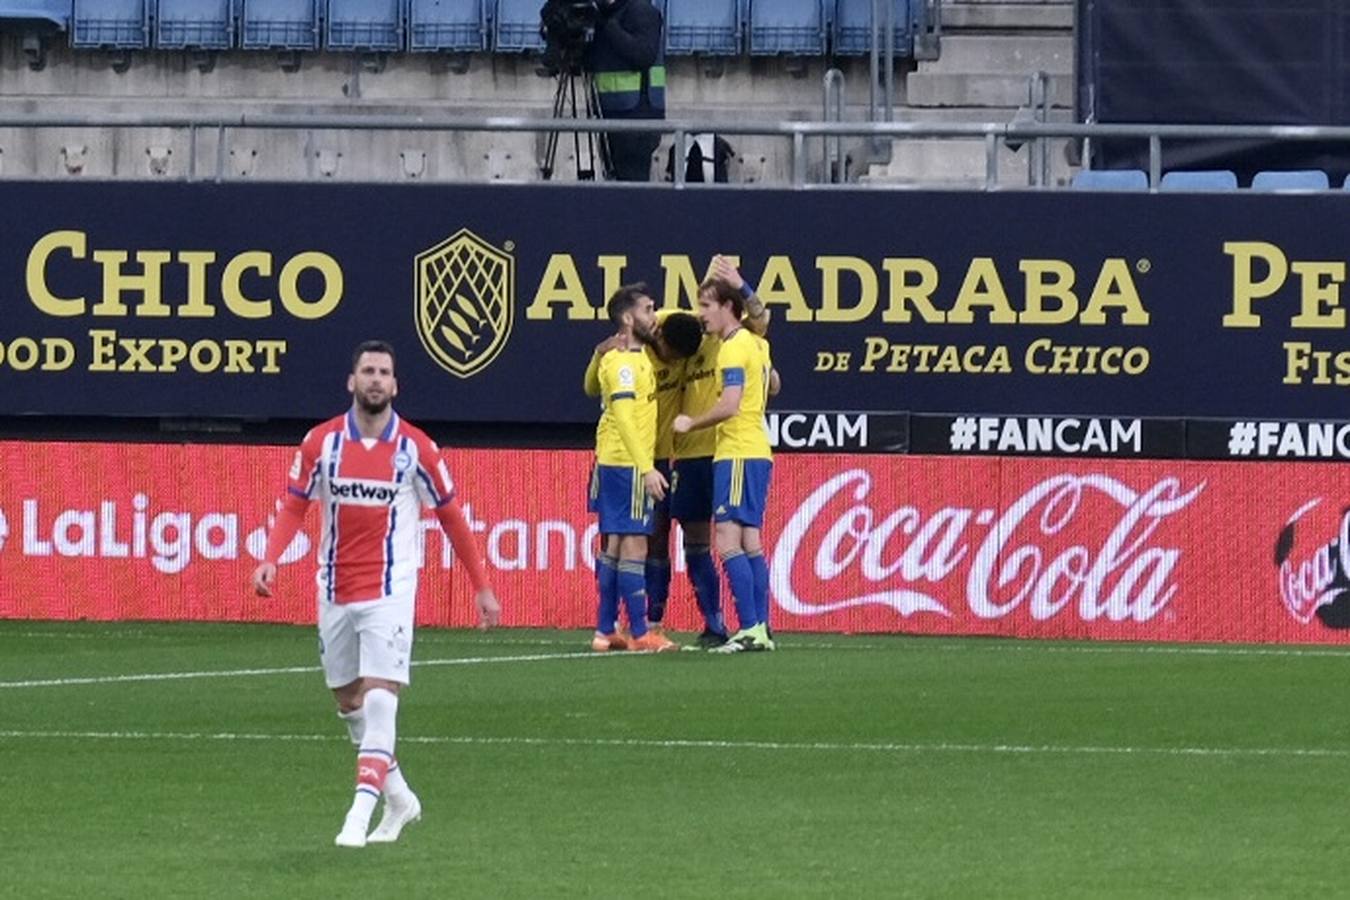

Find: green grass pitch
2;622;1349;898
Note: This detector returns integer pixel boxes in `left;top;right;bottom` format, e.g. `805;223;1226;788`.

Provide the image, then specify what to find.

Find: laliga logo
771;470;1204;622
414;229;515;379
1273;499;1350;626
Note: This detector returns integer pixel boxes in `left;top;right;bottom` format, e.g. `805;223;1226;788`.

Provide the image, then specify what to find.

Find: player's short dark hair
699;277;744;319
606;283;651;325
660;312;702;359
352;340;396;372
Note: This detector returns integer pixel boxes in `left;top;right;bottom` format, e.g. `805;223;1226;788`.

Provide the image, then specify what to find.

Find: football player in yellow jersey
584;307;703;638
586;285;679;653
674;274;780;653
672;256;771;648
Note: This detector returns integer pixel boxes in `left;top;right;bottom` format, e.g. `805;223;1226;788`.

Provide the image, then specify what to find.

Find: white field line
0;728;1345;761
0;651;623;689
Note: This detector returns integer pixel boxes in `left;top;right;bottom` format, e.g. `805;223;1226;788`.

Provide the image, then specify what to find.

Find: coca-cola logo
1274;499;1350;627
771;471;1205;623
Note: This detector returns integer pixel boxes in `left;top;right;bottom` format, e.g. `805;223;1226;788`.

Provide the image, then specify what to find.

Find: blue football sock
748;550;770;629
618;560;649;638
645;557;671;624
596;553;620;635
686;544;725;635
721;550;758;632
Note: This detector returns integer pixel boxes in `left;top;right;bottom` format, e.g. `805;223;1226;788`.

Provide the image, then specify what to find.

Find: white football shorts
317;593;415;689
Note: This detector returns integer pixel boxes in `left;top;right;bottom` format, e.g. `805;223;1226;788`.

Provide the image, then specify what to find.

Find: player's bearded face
350;353;397;414
631;296;658;344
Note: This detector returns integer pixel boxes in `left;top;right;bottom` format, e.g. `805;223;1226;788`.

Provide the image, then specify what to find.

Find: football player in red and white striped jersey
252;340;500;848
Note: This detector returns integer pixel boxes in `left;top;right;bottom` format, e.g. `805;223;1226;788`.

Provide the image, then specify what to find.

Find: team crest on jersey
393;450;413;473
414;229;516;379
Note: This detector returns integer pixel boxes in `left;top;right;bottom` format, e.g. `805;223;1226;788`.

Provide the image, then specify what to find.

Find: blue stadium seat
0;0;70;30
665;0;741;56
1071;169;1148;191
832;0;911;57
1159;170;1238;191
493;0;543;52
156;0;233;48
326;0;402;50
409;0;483;51
240;0;318;49
72;0;146;46
749;0;824;55
1251;169;1330;191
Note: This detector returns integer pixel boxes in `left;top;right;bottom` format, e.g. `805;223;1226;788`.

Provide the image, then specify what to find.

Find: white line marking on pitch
0;728;1344;761
0;651;622;689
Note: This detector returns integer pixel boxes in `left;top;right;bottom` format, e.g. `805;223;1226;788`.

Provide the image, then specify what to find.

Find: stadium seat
493;0;544;52
156;0;233;49
1070;169;1148;191
408;0;483;52
0;0;70;30
665;0;741;56
71;0;146;46
748;0;825;56
240;0;319;49
1158;170;1238;191
326;0;402;50
832;0;912;57
1250;169;1330;191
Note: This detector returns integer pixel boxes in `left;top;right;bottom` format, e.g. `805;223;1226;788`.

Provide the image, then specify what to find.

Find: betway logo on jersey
329;478;399;505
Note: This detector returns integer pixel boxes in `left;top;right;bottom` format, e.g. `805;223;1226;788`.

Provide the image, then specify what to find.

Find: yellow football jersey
713;328;772;461
673;332;721;459
595;348;658;471
651;309;688;461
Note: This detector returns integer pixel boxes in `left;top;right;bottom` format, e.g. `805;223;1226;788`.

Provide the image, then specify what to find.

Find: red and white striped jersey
287;410;455;604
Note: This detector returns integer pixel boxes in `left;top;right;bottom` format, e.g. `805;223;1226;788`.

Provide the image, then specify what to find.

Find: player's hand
594;334;625;355
712;255;743;290
474;587;501;631
643;468;668;501
673;414;693;434
251;562;277;597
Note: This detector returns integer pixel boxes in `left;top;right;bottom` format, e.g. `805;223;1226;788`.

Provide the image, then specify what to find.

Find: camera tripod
541;67;612;181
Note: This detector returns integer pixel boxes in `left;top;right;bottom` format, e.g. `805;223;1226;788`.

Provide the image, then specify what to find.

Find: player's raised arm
712;255;768;335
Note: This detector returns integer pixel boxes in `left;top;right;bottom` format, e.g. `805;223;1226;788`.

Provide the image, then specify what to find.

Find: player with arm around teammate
588;286;681;653
584;306;702;638
251;340;501;847
673;276;779;652
671;256;773;648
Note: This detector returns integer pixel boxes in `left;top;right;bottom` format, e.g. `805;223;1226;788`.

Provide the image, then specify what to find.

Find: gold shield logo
414;229;515;379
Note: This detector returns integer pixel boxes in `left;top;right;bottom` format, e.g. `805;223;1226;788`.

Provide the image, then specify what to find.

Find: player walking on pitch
252;340;500;848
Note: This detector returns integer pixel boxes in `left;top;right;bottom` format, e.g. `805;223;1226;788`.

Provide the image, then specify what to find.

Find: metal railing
4;112;1350;188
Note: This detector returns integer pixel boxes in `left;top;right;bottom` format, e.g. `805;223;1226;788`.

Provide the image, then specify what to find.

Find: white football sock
344;688;399;828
